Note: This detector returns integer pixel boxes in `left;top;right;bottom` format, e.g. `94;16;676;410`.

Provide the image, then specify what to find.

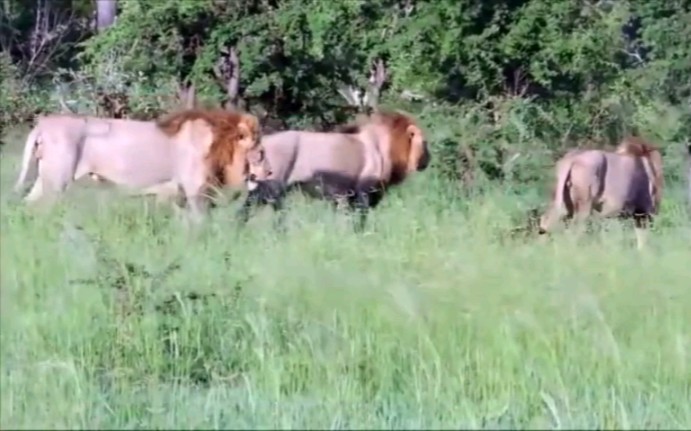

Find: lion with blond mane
538;136;664;249
14;108;270;222
236;110;431;231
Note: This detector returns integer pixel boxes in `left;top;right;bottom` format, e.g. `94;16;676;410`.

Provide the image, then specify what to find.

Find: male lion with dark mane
14;109;269;222
538;136;664;249
236;110;431;231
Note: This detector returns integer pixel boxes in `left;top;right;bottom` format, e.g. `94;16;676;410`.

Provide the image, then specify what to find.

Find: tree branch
213;45;241;110
364;58;388;111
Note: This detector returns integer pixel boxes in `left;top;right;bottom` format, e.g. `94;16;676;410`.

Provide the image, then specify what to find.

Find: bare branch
402;0;414;17
213;45;241;110
560;122;575;148
503;152;522;170
175;78;196;110
515;69;529;97
338;59;388;114
56;83;77;114
621;47;644;66
185;84;196;109
21;1;85;84
227;47;240;106
212;58;225;90
364;58;388;111
400;89;426;101
337;86;363;106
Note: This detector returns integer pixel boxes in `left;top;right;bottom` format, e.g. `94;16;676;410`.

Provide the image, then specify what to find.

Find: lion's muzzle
247;174;259;191
418;144;431;171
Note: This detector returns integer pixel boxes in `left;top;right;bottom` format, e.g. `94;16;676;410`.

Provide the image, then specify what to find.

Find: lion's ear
241;113;259;130
406;124;420;139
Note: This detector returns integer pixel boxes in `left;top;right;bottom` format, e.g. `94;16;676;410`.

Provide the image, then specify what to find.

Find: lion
13;109;269;223
236;110;431;232
538;136;664;249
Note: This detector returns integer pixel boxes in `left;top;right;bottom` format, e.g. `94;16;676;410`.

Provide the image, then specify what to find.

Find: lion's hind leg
633;213;652;251
347;188;375;234
23;175;44;203
565;168;596;239
27;142;80;207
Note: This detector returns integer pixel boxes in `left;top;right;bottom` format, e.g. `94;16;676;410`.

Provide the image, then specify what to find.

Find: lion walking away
538;137;664;250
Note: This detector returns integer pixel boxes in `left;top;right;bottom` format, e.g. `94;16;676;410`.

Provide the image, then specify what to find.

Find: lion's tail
14;126;40;194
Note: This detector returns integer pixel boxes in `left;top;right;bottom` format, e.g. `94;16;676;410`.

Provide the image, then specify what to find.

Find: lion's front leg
236;180;287;232
187;195;209;225
182;185;209;225
349;189;372;234
177;173;210;225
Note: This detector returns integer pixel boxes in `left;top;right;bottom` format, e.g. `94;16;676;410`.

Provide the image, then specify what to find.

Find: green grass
1;126;690;429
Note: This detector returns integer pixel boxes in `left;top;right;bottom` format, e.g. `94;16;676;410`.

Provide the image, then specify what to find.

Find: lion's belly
292;142;364;185
81;137;176;189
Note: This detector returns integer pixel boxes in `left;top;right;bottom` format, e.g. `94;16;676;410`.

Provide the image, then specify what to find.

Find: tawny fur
539;136;664;247
13;109;268;222
156;108;267;188
267;110;430;193
238;110;430;230
334;111;429;187
614;136;664;211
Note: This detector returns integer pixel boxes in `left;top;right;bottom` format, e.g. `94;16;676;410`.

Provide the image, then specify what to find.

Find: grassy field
1;125;690;429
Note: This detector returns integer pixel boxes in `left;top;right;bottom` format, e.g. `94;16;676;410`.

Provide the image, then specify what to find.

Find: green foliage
2;0;691;423
2;0;691;186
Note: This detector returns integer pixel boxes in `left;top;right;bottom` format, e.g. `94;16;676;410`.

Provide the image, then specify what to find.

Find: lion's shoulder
156;109;261;187
156;108;247;138
335;110;426;185
334;110;419;145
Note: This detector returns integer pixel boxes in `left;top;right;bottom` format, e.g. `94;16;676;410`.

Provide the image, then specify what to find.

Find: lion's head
337;110;431;186
615;136;658;158
157;108;271;189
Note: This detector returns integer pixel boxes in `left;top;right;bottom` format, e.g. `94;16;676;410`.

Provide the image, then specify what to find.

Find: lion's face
237;115;261;153
246;146;272;182
238;129;259;152
538;199;569;234
236;114;271;189
406;124;430;173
